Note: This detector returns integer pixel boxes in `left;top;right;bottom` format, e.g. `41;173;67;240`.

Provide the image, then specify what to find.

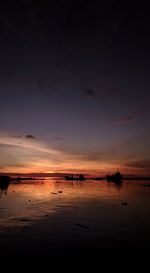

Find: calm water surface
0;179;150;258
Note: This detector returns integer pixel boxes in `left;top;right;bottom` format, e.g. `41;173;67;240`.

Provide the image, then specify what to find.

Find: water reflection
0;179;150;258
106;180;123;190
0;180;10;198
0;179;150;231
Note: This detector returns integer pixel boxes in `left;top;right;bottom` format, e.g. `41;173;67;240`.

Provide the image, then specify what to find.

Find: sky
0;0;150;176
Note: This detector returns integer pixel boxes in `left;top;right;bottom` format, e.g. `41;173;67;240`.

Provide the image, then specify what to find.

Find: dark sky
0;0;150;175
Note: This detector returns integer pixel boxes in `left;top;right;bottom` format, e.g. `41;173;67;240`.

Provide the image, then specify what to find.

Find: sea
0;178;150;261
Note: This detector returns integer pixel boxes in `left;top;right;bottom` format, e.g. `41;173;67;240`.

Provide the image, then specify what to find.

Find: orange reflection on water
0;179;150;231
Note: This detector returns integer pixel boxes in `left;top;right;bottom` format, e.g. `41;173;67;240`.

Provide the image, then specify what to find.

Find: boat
0;176;11;197
0;176;11;189
15;176;34;181
0;175;11;184
64;174;85;181
106;171;123;183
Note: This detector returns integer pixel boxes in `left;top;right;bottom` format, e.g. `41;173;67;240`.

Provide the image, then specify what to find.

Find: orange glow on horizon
0;134;149;177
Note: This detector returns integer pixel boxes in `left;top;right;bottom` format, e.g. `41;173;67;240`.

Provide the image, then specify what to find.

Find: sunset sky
0;1;150;176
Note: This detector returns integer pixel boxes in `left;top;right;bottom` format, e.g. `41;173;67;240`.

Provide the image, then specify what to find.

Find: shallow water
0;179;150;258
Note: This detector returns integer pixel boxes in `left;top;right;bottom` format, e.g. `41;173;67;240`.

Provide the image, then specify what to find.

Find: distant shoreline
92;177;150;180
1;173;150;181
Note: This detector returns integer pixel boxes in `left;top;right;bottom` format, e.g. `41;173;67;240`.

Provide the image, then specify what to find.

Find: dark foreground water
0;179;150;260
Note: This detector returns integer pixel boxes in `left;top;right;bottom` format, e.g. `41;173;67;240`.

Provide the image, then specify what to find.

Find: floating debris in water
121;202;128;206
51;192;57;195
75;223;88;229
58;191;63;193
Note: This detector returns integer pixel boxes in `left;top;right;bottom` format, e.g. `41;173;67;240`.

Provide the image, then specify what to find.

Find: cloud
64;150;114;163
125;159;150;169
0;135;125;174
111;109;147;125
77;152;104;162
0;135;61;157
82;87;121;100
11;134;36;140
25;134;36;139
83;88;96;98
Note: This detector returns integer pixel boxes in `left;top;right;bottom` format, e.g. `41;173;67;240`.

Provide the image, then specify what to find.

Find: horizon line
1;172;150;178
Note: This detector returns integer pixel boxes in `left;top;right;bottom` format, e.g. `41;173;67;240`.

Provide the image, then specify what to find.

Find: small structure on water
16;176;34;181
0;175;11;184
64;174;85;181
0;176;11;197
106;171;123;183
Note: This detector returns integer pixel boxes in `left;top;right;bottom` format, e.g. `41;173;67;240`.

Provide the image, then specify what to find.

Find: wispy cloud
76;152;104;162
0;134;120;174
25;134;36;139
11;135;22;138
125;158;150;169
0;136;59;155
82;86;121;100
83;88;96;98
111;109;147;125
11;134;36;140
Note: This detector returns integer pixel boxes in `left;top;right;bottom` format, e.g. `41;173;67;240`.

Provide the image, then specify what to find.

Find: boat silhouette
0;176;11;197
106;171;123;183
0;175;11;184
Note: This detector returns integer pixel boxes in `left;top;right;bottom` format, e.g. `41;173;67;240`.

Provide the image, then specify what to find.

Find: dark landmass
1;173;150;181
